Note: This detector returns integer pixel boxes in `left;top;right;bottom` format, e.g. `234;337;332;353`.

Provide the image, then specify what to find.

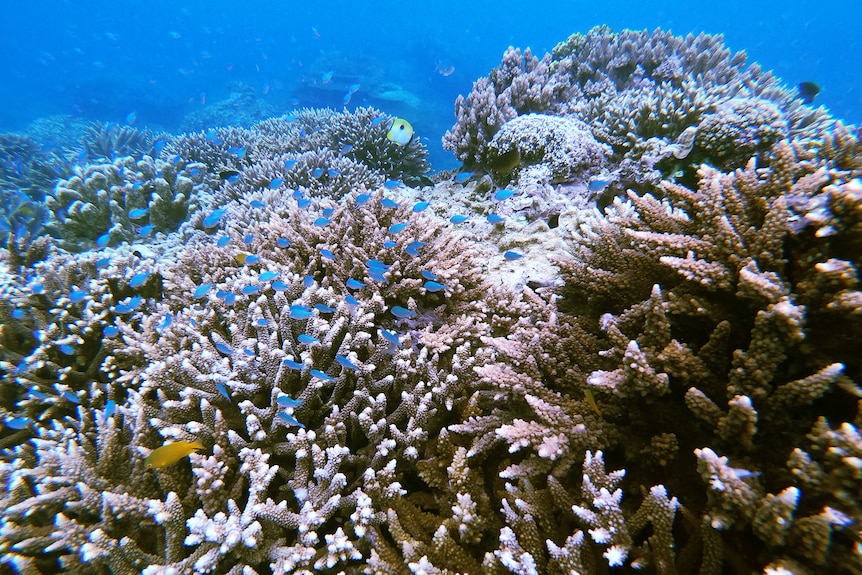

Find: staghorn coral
553;138;862;572
0;185;529;573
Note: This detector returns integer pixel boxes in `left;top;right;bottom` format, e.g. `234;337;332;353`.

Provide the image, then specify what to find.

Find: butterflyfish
386;118;414;146
145;441;204;468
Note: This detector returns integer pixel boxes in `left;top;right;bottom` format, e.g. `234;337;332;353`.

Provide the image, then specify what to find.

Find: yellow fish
145;441;204;469
386;118;414;146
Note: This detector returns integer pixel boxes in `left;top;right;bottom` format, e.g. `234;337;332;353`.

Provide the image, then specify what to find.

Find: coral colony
1;27;862;575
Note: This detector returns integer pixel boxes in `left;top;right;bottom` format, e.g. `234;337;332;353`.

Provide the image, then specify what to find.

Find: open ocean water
0;0;859;168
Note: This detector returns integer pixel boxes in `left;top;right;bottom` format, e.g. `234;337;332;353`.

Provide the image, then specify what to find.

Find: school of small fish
3;114;535;469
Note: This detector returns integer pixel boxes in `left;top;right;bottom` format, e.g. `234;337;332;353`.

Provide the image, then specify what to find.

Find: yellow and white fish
386;118;414;146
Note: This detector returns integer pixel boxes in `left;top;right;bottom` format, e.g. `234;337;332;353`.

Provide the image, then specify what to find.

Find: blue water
1;0;859;169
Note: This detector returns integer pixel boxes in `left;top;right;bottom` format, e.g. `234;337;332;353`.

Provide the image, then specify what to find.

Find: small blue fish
277;411;306;428
389;222;408;233
243;348;255;356
217;236;231;247
129;208;149;219
284;159;298;169
283;359;303;370
486;214;505;224
297;334;319;345
455;172;473;183
224;293;237;305
381;198;400;209
313;167;324;178
139;224;156;237
290;305;314;319
11;309;25;320
259;271;278;281
368;270;389;284
96;257;111;269
421;270;438;280
321;249;335;260
96;233;110;247
104;325;120;337
356;193;371;205
244;234;254;245
203;209;226;228
194;284;212;298
346;278;365;290
153;138;167;155
31;283;45;295
450;215;469;224
159;313;172;330
588;179;611;193
315;303;335;313
229;146;247;159
245;255;260;264
298;198;312;209
272;281;289;291
59;344;75;355
277;238;291;248
391;306;415;318
216;383;231;401
63;391;81;404
129;272;150;288
242;285;260;295
384;180;401;189
69;290;88;304
345;295;361;307
250;200;266;209
6;417;30;430
380;329;400;345
424;281;445;292
405;241;426;257
323;207;336;218
371;117;386;126
269;178;284;189
255;318;270;327
493;189;516;201
216;290;231;301
105;399;116;418
314;217;330;227
343;92;352;105
383;240;397;248
413;201;430;212
276;395;303;408
310;369;334;382
226;174;240;183
504;250;524;261
336;355;359;370
215;342;232;354
340;144;354;155
328;169;340;177
366;259;390;271
303;275;315;288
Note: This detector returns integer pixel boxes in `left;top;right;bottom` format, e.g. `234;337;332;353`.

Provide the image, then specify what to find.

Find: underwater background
1;0;860;168
2;0;862;574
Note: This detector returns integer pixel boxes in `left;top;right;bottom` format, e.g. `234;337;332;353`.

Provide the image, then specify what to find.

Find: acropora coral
1;27;861;575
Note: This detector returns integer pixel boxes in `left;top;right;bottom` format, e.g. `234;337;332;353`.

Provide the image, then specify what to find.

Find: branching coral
445;26;836;196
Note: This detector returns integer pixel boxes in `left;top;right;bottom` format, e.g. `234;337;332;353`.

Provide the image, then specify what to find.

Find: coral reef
45;155;208;251
2;27;861;575
81;122;156;162
444;26;836;197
